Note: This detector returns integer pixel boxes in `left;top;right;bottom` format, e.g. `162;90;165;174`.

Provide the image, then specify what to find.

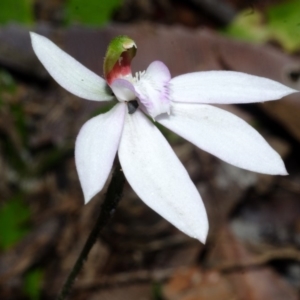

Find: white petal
144;60;171;83
30;32;113;101
75;103;126;203
158;103;287;175
134;61;171;119
118;110;208;242
110;78;136;102
171;71;297;104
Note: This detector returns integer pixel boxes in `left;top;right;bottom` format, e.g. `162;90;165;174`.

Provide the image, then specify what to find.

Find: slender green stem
56;161;125;300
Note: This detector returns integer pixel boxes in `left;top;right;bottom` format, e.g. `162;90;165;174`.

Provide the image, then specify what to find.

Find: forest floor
1;0;300;299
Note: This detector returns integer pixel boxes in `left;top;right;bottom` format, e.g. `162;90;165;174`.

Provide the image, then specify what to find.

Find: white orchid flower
30;32;297;243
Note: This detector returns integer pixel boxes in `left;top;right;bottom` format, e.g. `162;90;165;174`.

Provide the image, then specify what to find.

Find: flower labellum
30;32;298;243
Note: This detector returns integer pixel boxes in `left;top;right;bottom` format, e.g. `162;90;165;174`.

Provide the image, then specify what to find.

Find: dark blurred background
0;0;300;299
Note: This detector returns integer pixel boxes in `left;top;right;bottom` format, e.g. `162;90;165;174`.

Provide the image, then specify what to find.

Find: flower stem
56;160;125;300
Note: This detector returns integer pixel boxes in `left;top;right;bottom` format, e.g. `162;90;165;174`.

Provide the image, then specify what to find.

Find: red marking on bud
106;51;132;85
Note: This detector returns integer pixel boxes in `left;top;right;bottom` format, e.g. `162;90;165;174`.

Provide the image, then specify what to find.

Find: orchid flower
30;32;297;243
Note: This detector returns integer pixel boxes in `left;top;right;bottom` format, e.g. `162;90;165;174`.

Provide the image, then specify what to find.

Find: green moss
66;0;122;26
0;0;33;25
223;0;300;52
23;268;44;300
0;194;31;250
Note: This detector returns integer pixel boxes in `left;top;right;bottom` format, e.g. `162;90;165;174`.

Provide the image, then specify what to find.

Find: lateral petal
118;110;208;242
75;103;126;203
30;32;114;101
158;103;287;175
171;71;297;104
